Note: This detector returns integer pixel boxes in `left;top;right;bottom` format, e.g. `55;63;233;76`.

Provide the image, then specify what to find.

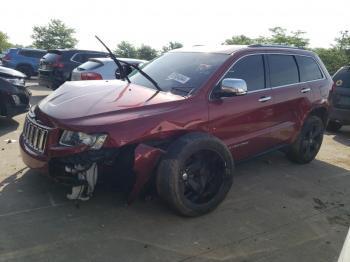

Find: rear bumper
330;107;350;125
38;70;67;89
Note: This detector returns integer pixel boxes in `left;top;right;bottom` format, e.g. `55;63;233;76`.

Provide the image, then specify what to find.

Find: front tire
156;133;234;217
287;116;324;164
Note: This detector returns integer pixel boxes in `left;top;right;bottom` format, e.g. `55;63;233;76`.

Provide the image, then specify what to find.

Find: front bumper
329;107;350;125
20;135;49;173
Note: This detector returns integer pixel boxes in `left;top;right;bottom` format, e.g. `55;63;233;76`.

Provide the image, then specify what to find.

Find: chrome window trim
209;52;327;101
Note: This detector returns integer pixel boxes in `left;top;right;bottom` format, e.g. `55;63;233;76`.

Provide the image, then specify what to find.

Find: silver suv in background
71;57;147;81
328;66;350;131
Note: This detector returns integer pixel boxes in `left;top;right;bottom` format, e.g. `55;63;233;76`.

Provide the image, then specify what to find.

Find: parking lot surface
0;82;349;262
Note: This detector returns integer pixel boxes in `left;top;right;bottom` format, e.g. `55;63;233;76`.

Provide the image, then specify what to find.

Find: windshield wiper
170;86;195;96
95;35;161;91
95;36;130;83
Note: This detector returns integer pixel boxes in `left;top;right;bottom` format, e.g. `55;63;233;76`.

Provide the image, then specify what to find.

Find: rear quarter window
268;54;299;87
78;60;103;71
295;56;323;82
333;67;350;88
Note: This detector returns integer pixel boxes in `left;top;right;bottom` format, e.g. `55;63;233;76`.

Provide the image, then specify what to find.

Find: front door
208;54;276;161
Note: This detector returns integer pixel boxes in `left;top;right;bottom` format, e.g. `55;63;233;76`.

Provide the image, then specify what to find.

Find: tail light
3;54;11;61
52;56;64;68
81;72;103;80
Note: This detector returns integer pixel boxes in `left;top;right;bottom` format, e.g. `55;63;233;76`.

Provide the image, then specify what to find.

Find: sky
0;0;349;51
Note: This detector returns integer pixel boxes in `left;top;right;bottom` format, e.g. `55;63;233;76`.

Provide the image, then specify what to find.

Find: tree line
1;19;349;74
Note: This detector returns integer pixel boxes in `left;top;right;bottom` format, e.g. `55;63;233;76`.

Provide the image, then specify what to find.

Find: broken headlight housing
59;130;107;150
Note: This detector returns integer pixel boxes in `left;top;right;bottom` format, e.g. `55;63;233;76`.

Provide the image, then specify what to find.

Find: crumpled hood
38;80;184;123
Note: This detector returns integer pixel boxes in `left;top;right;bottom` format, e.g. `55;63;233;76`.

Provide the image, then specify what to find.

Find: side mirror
219;78;248;97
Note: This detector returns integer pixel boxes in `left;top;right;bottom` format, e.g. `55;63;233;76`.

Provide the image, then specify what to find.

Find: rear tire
16;65;33;79
287;116;324;164
327;120;342;132
156;133;234;217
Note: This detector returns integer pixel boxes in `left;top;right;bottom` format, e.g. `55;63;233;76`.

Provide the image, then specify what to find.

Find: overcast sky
1;0;349;51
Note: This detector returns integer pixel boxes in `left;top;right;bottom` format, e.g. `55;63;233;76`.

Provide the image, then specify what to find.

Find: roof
170;45;248;54
89;57;148;63
170;44;313;55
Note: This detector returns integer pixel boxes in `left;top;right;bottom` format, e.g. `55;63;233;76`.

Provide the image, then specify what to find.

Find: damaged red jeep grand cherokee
20;45;333;216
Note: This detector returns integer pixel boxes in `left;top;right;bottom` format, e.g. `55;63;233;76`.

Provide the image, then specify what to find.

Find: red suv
20;45;333;216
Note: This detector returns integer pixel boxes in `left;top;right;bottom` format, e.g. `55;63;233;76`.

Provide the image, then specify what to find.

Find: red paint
20;46;333;195
128;144;164;203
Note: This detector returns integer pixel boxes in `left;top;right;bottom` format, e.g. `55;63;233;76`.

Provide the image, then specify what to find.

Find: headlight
4;78;25;86
59;130;107;150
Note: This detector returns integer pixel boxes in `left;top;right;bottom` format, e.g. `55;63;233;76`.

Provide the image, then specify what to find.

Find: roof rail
248;44;304;50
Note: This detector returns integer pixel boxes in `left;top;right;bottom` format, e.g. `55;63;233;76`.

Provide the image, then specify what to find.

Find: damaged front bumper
20;135;164;202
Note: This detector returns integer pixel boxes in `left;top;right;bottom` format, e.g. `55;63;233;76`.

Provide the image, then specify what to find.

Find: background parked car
1;48;46;78
38;49;108;89
328;66;350;131
0;66;31;118
71;57;147;81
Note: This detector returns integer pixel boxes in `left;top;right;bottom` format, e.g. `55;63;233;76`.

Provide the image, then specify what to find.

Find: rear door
333;67;350;110
268;54;314;144
209;54;276;161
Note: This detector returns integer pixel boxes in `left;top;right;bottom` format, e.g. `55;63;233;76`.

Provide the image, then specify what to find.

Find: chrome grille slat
22;117;48;153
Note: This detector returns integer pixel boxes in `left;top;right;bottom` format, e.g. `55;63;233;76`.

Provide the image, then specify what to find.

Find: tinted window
42;52;60;63
72;53;85;63
223;55;265;91
129;52;228;95
296;56;323;82
78;60;103;71
19;50;45;58
333;67;350;88
268;54;299;87
85;53;107;60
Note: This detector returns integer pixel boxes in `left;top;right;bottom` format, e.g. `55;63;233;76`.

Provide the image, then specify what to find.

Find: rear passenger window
223;55;265;91
268;55;299;87
295;56;323;82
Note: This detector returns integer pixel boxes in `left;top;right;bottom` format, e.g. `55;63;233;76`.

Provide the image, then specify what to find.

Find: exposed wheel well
309;107;328;127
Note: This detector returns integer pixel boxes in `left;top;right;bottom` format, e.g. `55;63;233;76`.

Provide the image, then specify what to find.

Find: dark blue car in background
2;48;46;78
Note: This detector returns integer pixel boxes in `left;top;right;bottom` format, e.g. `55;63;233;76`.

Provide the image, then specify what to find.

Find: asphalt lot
0;81;350;262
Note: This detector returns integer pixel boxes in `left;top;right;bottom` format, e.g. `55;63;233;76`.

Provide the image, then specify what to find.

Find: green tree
114;41;137;58
162;41;183;53
223;35;254;45
223;27;309;48
313;48;348;75
137;44;158;60
31;19;78;49
268;27;309;48
0;31;11;52
334;30;350;50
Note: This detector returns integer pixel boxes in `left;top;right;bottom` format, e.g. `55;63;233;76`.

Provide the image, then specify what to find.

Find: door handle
301;87;311;93
258;96;271;102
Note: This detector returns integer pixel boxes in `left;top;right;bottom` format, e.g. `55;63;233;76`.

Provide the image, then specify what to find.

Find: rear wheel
156;133;234;217
287;116;324;164
327;120;342;132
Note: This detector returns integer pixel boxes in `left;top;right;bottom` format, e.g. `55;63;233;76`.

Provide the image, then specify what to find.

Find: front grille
23;117;49;153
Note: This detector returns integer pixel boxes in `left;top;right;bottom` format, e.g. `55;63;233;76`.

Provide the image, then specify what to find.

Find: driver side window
222;55;265;92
